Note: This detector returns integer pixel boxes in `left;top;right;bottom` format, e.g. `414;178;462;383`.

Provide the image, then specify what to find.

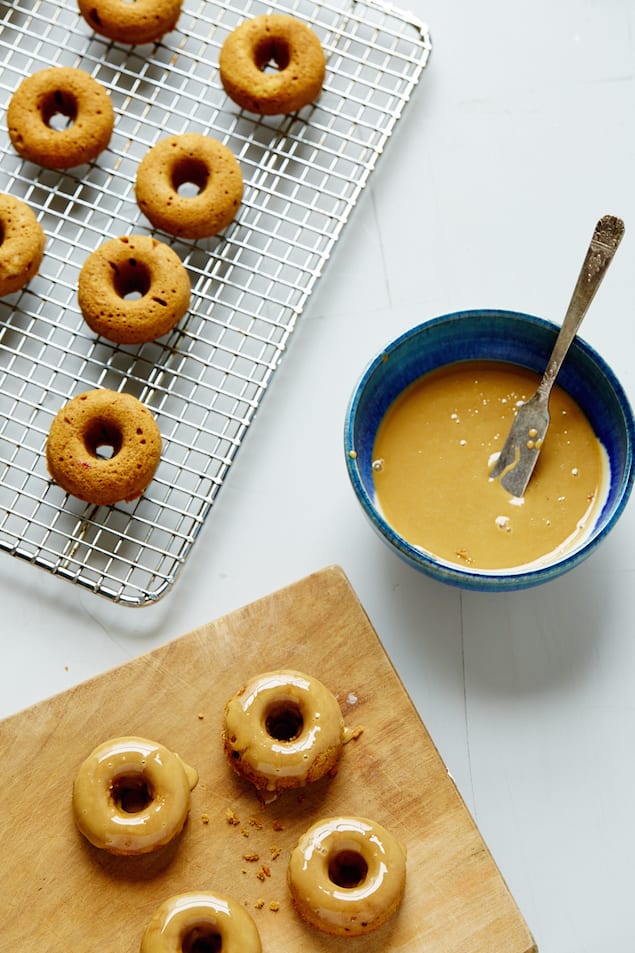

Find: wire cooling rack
0;0;431;605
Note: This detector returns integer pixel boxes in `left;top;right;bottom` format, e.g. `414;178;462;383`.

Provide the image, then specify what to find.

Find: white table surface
3;1;635;950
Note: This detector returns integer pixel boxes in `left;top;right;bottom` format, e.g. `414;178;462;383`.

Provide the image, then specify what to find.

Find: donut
140;892;262;953
287;816;407;936
0;193;46;296
77;0;183;45
7;67;114;170
219;14;326;115
222;669;345;793
72;736;199;855
78;235;191;344
134;133;243;240
46;388;162;506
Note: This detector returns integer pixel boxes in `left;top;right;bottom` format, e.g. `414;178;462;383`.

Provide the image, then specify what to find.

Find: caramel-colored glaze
372;360;609;572
140;892;262;953
287;816;407;937
223;670;345;793
72;736;198;855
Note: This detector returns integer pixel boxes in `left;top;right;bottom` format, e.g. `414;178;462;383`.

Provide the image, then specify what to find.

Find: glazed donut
77;0;183;45
287;816;407;936
219;14;326;115
140;892;262;953
72;736;198;855
0;193;46;296
7;67;114;170
78;235;191;344
222;669;345;793
46;388;162;506
135;133;243;240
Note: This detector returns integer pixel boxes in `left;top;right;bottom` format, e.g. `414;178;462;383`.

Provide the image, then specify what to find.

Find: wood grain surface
0;565;537;952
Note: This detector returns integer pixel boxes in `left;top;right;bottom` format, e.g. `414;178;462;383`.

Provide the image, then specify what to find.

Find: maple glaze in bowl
344;309;635;591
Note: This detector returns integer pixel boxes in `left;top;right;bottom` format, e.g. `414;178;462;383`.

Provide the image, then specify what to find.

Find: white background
3;2;635;950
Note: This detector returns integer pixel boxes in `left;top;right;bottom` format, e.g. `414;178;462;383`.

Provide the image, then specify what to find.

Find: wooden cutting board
0;565;537;952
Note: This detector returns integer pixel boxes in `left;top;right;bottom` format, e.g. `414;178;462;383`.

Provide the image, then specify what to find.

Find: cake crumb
249;816;263;829
225;808;240;826
256;864;271;881
201;813;209;824
197;712;205;720
254;899;265;910
240;828;250;838
270;845;281;860
269;901;280;912
243;852;260;862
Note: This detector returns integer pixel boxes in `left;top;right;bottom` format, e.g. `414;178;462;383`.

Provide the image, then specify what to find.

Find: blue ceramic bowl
344;309;635;591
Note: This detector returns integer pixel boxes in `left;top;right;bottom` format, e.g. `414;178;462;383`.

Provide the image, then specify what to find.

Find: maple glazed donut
222;669;345;793
7;66;114;169
140;892;262;953
72;736;199;855
46;388;162;506
78;235;191;344
0;193;46;296
77;0;184;45
135;133;243;240
287;816;407;936
219;13;326;115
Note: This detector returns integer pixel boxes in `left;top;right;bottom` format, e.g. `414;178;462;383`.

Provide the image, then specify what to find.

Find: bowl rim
344;308;635;591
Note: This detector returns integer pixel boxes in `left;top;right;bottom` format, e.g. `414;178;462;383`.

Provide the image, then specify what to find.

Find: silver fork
489;214;625;498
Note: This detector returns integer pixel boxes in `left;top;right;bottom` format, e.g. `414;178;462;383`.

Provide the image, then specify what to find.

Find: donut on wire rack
0;193;46;296
219;13;326;115
7;66;114;169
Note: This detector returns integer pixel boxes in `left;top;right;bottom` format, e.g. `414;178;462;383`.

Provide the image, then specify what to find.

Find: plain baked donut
78;234;191;344
72;736;198;855
0;193;46;296
140;892;262;953
46;388;162;506
77;0;183;44
287;815;407;936
222;669;345;793
7;66;114;169
135;133;243;239
219;13;326;115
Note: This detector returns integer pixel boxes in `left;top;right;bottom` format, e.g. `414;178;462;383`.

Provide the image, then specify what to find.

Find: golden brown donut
140;892;262;953
0;193;46;296
46;388;162;505
287;816;407;936
78;235;191;344
72;736;198;855
135;133;243;239
7;67;114;170
219;14;326;115
77;0;183;44
222;669;345;793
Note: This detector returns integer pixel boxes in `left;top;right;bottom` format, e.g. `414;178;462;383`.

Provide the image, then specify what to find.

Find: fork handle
537;214;625;399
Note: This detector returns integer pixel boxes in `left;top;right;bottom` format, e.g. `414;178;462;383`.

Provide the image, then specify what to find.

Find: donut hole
181;926;222;953
265;701;303;742
254;35;291;72
171;157;209;198
41;88;78;131
83;418;124;461
111;773;154;813
328;849;369;889
112;258;152;301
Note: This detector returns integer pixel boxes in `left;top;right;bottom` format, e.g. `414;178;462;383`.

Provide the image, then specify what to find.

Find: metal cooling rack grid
0;0;431;605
